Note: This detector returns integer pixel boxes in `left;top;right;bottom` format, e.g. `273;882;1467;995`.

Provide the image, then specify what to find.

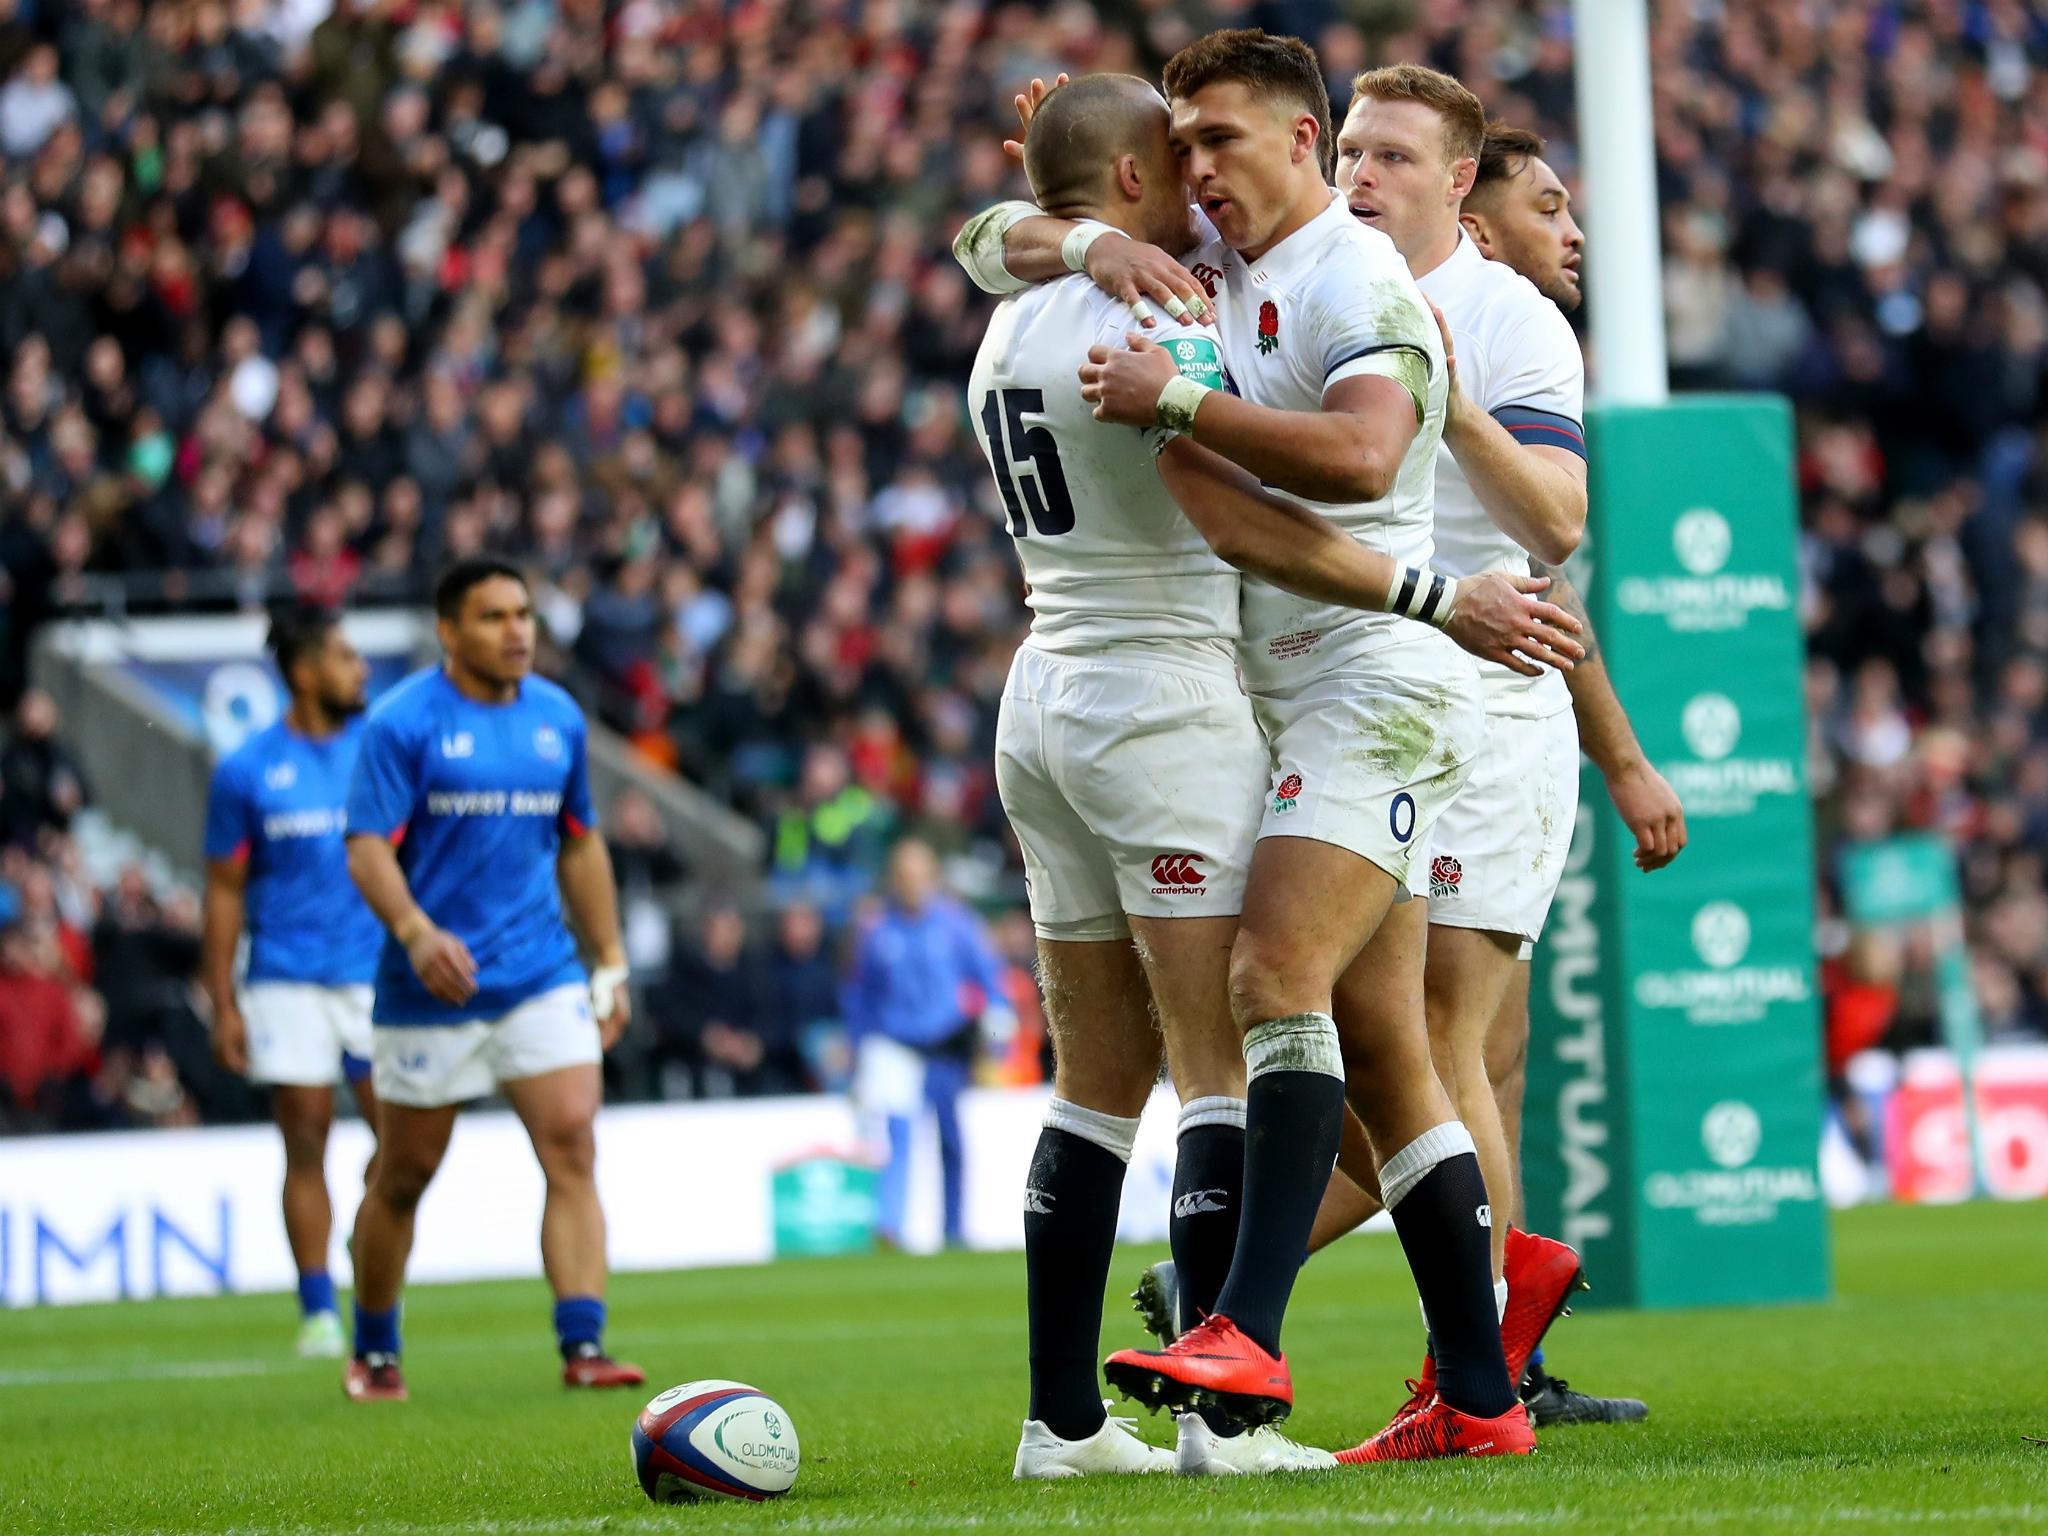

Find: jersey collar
1416;229;1486;301
1244;188;1352;284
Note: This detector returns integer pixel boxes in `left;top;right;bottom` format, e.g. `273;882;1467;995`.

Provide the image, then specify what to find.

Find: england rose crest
1273;771;1303;814
1429;855;1463;899
1256;300;1280;354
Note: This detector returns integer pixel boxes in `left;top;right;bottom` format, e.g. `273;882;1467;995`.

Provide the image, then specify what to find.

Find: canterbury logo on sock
1173;1189;1230;1218
1023;1188;1056;1215
1477;1203;1493;1228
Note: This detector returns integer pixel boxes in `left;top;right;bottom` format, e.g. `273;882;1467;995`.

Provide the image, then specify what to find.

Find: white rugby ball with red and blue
630;1380;799;1503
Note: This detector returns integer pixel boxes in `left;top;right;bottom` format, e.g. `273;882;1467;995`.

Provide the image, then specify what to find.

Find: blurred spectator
657;904;802;1099
770;744;896;920
608;785;686;986
0;904;95;1130
844;838;1010;1249
765;901;844;1089
0;690;90;848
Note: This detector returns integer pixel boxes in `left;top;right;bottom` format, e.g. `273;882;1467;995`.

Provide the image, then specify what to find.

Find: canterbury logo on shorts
1150;854;1207;893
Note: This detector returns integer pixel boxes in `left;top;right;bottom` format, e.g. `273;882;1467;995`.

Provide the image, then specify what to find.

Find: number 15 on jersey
980;388;1075;537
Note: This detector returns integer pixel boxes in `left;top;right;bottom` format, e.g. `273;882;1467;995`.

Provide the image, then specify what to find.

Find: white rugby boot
1014;1403;1176;1479
296;1310;346;1359
1175;1411;1338;1475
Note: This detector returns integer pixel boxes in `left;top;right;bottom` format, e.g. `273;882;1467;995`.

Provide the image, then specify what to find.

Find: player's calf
1024;1097;1145;1441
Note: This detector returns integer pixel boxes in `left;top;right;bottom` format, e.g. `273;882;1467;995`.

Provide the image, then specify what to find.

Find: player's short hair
1161;29;1333;175
1348;63;1486;168
1022;75;1167;213
434;557;527;620
267;605;339;681
1471;120;1547;199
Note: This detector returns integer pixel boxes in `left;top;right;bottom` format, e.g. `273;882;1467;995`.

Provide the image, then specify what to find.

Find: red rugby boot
343;1353;408;1402
1335;1396;1536;1463
1500;1228;1589;1388
1384;1357;1436;1433
563;1349;648;1389
1103;1314;1292;1428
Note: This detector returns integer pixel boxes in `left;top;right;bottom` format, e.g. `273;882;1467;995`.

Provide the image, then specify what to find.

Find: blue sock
297;1270;337;1319
554;1295;606;1358
354;1303;400;1359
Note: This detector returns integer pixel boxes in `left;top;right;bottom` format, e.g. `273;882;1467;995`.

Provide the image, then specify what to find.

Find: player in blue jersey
340;558;643;1401
200;608;385;1360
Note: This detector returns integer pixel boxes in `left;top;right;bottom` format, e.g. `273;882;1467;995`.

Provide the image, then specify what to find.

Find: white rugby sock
1043;1098;1141;1164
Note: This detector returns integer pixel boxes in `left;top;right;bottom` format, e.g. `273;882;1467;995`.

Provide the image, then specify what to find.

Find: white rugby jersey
967;274;1241;659
1183;191;1448;694
1417;233;1586;718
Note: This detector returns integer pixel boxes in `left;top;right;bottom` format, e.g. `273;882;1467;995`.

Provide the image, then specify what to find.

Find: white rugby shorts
1412;702;1581;949
372;984;602;1108
241;982;374;1088
1252;631;1484;888
995;642;1268;940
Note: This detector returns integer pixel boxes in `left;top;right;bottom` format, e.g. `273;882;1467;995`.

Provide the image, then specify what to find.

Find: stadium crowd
4;0;2048;1131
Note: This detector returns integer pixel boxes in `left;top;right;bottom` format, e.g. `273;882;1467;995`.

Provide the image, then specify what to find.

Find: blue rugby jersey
345;668;595;1024
203;718;384;986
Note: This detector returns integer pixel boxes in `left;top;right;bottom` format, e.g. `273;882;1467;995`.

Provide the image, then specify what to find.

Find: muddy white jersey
1184;191;1448;694
968;274;1241;662
1417;234;1586;718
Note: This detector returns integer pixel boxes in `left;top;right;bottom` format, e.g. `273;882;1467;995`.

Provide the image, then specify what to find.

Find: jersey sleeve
952;200;1047;295
561;714;596;837
1484;299;1586;461
1315;267;1438;423
201;757;252;863
346;712;420;842
1141;318;1236;456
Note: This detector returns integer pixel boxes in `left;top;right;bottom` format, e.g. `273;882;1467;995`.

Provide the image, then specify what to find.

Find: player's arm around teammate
1153;440;1583;674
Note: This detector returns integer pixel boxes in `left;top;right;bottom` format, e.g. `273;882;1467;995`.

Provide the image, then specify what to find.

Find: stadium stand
2;0;2046;1129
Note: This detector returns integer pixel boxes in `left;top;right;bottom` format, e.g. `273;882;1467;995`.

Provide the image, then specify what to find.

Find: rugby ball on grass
631;1380;799;1502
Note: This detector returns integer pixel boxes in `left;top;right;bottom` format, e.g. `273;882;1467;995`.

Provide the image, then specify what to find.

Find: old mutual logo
1681;693;1741;760
1700;1100;1763;1169
1672;508;1732;575
1616;505;1792;632
1667;693;1799;817
1691;901;1751;969
1634;900;1810;1025
1645;1097;1818;1226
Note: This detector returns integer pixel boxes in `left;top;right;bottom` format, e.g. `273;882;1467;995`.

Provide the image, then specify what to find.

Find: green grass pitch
4;1202;2044;1535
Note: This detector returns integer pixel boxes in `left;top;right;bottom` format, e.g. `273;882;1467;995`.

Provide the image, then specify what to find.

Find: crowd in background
4;0;2048;1131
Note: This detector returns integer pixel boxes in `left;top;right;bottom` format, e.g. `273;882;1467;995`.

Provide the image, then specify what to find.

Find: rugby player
1311;103;1678;1430
960;31;1537;1459
340;558;642;1400
201;608;383;1358
970;75;1583;1479
1072;70;1681;1441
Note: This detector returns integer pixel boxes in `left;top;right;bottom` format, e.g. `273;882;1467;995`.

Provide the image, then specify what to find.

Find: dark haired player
202;608;383;1359
961;31;1533;1457
341;559;642;1400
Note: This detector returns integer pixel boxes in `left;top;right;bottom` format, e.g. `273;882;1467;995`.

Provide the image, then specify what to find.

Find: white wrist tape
1155;374;1210;436
590;964;630;1018
1061;220;1120;272
1385;566;1459;628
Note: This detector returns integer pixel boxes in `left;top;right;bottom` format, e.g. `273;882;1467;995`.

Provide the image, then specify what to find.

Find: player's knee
373;1150;441;1211
538;1121;597;1184
1051;1053;1155;1121
1226;931;1308;1028
274;1101;332;1169
279;1121;329;1171
1485;1019;1529;1086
